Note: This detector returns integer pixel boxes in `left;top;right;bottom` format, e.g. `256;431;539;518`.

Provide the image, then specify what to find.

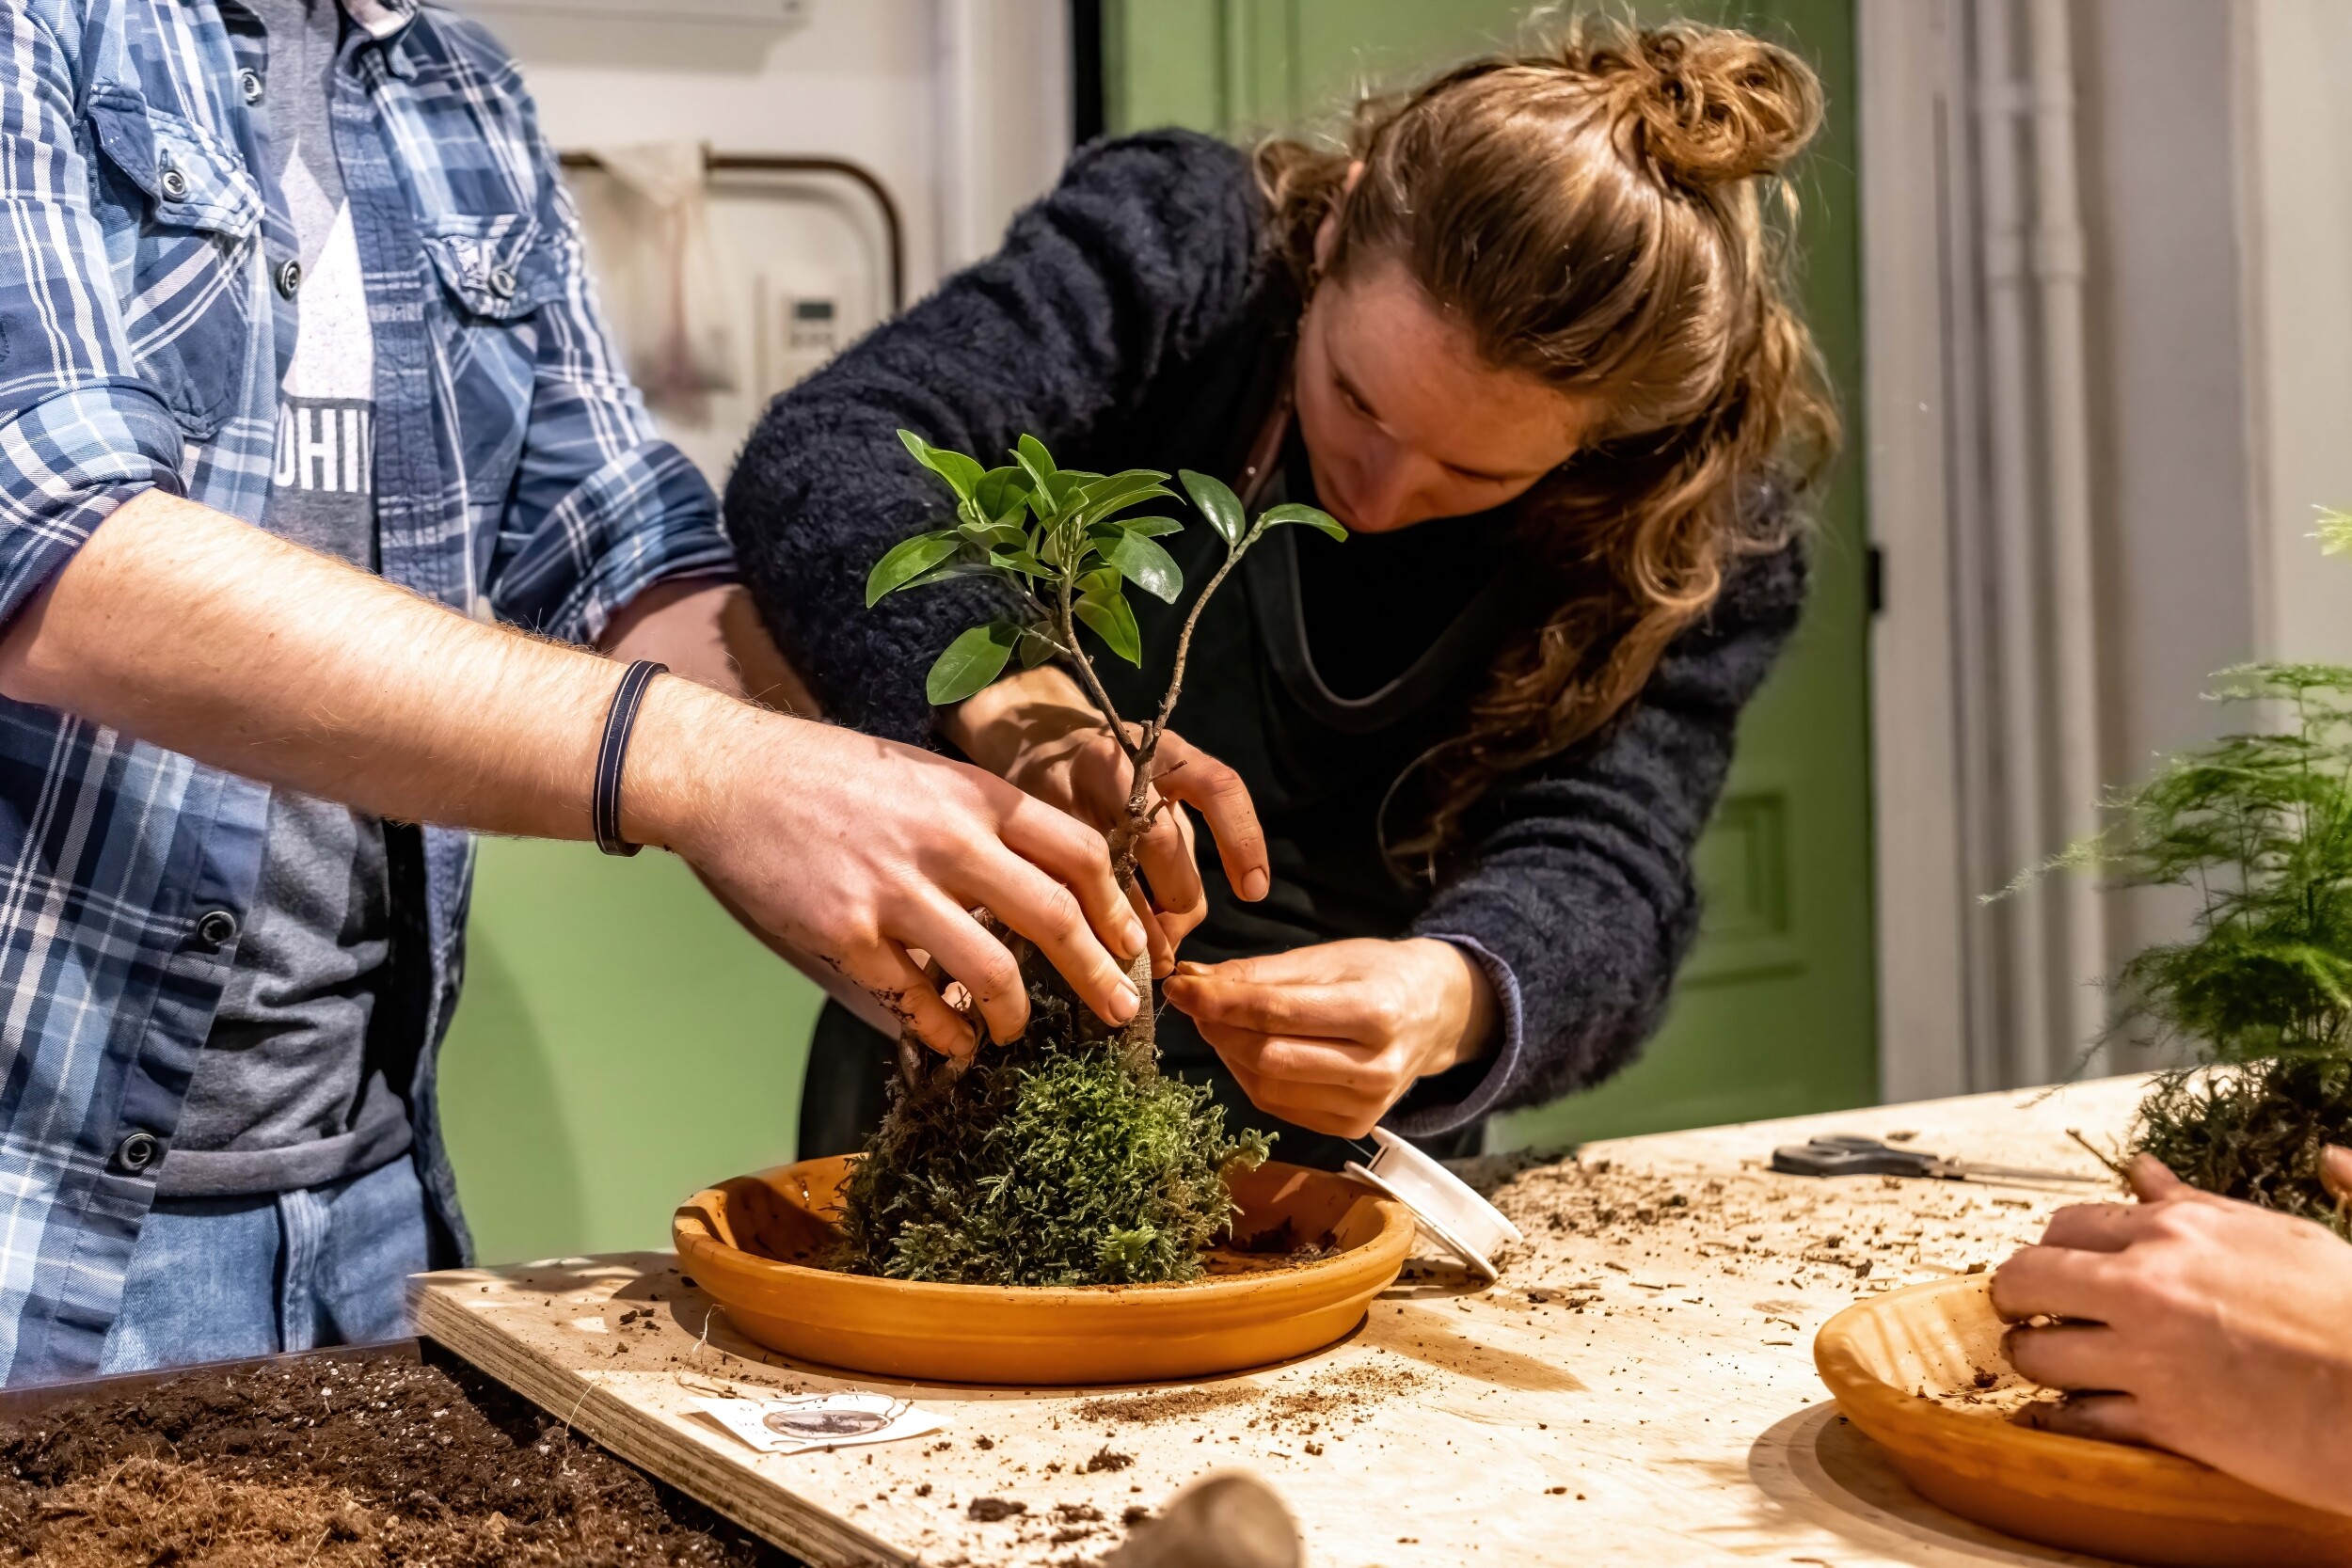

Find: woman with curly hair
727;16;1839;1167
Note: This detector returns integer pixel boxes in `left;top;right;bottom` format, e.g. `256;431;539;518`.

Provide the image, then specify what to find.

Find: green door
1100;0;1878;1148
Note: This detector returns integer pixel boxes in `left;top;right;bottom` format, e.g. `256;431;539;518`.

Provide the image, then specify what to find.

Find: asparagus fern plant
2038;509;2352;1233
834;431;1339;1286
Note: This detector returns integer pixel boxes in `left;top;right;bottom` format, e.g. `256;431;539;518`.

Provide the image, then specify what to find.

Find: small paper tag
694;1392;950;1456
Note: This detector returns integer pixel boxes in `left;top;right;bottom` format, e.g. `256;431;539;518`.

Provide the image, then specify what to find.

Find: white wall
2245;0;2352;667
459;0;1073;479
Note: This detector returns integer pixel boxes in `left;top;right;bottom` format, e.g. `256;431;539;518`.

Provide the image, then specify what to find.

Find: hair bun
1593;23;1822;188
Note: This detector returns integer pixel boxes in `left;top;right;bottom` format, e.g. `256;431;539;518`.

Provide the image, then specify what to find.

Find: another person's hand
943;666;1269;975
1161;938;1497;1137
628;688;1148;1060
1992;1150;2352;1515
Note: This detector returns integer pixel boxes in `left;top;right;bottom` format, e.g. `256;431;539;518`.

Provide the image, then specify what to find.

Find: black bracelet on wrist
594;659;667;857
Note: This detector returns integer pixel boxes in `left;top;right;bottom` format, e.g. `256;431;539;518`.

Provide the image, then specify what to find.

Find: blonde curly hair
1256;14;1839;865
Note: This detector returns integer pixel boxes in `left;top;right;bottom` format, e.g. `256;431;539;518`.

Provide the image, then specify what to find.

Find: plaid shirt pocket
83;86;264;440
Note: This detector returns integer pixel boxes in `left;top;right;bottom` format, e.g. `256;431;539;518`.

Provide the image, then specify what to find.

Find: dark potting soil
0;1344;803;1568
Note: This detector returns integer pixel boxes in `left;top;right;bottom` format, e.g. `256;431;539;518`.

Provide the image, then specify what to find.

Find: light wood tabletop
414;1074;2156;1567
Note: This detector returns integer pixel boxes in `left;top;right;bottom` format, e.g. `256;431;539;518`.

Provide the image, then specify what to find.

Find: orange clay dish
1814;1275;2352;1567
674;1156;1413;1386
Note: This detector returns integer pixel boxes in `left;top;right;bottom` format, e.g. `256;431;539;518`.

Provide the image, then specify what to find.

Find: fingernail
1122;919;1149;957
1107;983;1139;1023
1172;960;1210;977
1241;868;1270;900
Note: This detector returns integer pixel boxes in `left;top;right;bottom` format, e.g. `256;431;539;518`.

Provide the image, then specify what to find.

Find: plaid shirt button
193;909;239;950
112;1132;162;1175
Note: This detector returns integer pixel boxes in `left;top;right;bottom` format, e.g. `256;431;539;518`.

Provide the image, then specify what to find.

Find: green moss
834;977;1270;1286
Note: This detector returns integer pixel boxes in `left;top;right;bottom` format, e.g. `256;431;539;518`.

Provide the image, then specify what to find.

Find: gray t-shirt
161;0;410;1198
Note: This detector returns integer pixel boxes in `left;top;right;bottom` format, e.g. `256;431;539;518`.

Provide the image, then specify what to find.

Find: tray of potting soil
412;1073;2267;1568
0;1339;795;1566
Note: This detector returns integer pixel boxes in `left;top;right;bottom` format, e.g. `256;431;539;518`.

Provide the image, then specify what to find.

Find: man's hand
1992;1151;2352;1515
1160;937;1496;1137
943;666;1268;976
626;687;1143;1058
0;489;1146;1059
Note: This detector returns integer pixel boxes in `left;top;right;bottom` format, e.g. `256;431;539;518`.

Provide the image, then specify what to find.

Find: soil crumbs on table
0;1345;799;1567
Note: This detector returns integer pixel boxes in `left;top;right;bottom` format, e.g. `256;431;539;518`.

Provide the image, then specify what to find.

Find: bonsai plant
2039;511;2352;1234
833;431;1344;1286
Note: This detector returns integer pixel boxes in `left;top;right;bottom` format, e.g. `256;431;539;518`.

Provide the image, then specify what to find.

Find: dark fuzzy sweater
724;131;1807;1157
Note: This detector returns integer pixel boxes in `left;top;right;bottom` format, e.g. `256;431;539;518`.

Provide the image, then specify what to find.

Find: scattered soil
0;1346;797;1567
1071;1386;1259;1426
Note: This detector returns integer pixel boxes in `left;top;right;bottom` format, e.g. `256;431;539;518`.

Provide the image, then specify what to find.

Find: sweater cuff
1382;933;1527;1139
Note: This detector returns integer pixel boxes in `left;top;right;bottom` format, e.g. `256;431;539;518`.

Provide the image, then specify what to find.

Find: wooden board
414;1075;2157;1567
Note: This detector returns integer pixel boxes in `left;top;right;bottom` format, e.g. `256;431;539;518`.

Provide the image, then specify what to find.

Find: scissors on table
1770;1133;2107;1185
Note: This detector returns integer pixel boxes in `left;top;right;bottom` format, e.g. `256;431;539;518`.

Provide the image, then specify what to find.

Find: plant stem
1055;569;1139;766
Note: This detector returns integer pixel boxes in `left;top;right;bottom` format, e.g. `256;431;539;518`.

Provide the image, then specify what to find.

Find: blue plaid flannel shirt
0;0;735;1382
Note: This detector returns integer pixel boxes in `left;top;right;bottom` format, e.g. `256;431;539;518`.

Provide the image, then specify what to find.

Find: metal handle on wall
557;148;907;314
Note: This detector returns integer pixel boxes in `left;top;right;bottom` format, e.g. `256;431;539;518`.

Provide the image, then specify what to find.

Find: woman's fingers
835;942;974;1059
2125;1153;2195;1205
1221;1054;1384;1138
1991;1243;2123;1323
1194;1018;1388;1091
1135;796;1206;937
2020;1391;2152;1447
1153;733;1270;901
2322;1146;2352;1207
2037;1200;2147;1254
1127;878;1177;978
2004;1321;2134;1392
1168;971;1380;1039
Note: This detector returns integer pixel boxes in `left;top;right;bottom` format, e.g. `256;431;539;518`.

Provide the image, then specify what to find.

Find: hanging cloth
575;140;739;408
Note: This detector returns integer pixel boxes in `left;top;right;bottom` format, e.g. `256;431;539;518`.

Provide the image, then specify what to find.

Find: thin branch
1056;548;1140;765
1153;519;1262;740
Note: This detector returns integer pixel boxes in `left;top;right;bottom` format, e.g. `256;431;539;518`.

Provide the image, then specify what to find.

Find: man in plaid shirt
0;0;1152;1384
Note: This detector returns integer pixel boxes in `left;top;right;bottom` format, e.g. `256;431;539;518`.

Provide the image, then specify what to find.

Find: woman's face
1293;257;1591;535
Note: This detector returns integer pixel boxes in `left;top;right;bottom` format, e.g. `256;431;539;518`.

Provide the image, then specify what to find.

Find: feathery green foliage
2043;512;2352;1230
838;432;1334;1287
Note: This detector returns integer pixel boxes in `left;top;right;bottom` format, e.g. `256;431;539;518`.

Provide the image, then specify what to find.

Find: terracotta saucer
674;1157;1412;1386
1815;1274;2352;1566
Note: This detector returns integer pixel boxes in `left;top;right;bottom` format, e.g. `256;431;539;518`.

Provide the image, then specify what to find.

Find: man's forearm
0;486;714;844
599;577;820;716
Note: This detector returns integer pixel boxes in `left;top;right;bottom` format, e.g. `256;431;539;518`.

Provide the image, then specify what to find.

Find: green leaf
988;547;1051;578
900;560;986;592
1013;435;1060;511
1180;468;1246;547
926;621;1020;705
865;531;962;607
1075;469;1175;524
973;465;1034;525
1110;515;1184;538
958;517;1029;549
897;430;985;502
1100;531;1183;603
1258;501;1348;541
1074;588;1142;666
1018;627;1058;668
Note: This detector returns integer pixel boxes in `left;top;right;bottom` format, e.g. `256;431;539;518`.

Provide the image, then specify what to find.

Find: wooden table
415;1075;2156;1567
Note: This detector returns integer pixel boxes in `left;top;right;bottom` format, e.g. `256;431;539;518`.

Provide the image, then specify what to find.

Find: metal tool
1770;1133;2106;1184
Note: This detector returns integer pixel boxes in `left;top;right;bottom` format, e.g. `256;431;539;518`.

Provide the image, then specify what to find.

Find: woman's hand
1161;938;1497;1137
1991;1150;2352;1515
942;666;1269;976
